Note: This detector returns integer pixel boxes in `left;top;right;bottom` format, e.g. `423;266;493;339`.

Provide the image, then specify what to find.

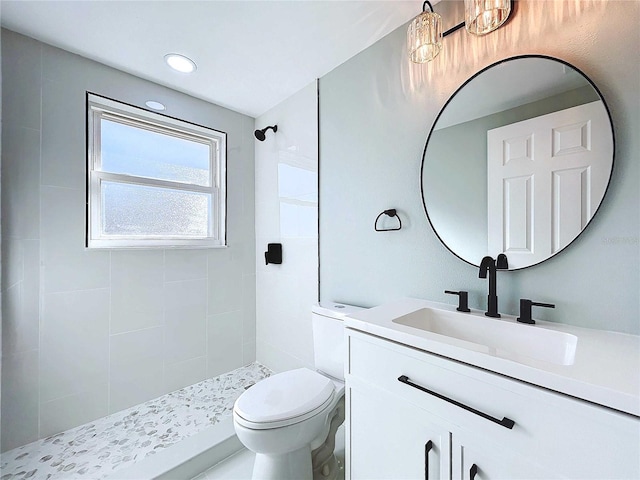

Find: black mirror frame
420;54;616;270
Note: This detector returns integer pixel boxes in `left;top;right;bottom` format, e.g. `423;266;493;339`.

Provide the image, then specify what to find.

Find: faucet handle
445;290;471;312
517;299;555;324
496;253;509;270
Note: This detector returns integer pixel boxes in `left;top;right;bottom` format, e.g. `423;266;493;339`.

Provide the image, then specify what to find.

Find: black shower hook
374;209;402;232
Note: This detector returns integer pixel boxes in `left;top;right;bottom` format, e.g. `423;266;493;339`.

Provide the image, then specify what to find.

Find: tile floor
0;363;271;480
194;425;346;480
192;449;255;480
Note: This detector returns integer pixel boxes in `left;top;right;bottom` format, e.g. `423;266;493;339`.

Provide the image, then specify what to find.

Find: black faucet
479;254;508;318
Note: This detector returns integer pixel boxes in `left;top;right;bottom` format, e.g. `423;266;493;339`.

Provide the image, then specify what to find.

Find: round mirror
421;55;614;270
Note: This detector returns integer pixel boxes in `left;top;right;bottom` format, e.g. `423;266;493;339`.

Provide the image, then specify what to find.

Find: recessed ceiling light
145;100;166;111
164;53;197;73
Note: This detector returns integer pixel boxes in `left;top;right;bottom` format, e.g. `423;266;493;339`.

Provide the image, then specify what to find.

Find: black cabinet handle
398;375;515;429
470;463;478;480
424;440;433;480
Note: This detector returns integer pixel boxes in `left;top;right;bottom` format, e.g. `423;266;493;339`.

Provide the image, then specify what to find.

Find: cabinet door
452;431;560;480
348;381;451;480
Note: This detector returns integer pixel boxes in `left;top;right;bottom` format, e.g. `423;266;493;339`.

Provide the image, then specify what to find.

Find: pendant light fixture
464;0;512;35
407;1;443;64
407;0;512;64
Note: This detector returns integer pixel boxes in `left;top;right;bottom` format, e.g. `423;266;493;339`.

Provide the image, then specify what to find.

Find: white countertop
345;297;640;417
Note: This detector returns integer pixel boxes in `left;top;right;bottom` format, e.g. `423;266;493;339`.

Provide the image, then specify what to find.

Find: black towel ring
375;209;402;232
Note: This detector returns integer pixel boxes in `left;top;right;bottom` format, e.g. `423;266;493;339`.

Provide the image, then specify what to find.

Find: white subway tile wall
255;81;319;374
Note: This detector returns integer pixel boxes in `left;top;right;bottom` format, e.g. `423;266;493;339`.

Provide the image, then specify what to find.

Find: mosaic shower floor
1;363;272;480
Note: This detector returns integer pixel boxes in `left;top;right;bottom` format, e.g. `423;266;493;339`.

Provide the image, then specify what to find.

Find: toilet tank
312;302;364;381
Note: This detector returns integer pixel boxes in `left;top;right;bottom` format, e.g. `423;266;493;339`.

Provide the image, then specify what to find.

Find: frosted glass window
102;182;210;237
87;93;226;248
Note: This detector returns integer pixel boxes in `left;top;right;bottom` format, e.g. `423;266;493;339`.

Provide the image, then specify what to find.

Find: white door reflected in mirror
487;101;612;268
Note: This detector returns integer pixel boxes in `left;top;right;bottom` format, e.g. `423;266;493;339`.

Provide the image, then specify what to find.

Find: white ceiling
1;0;423;118
436;57;592;130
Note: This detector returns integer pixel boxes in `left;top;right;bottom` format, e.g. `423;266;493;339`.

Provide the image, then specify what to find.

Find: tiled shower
1;30;256;452
0;364;271;479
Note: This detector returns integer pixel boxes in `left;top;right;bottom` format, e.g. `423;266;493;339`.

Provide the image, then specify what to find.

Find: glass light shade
464;0;511;35
407;10;443;64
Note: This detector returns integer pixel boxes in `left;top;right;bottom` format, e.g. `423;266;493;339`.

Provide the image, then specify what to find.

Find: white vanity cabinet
349;377;451;479
450;429;557;480
345;328;640;480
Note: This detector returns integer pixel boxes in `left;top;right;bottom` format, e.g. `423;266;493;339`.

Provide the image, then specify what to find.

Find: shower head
254;125;278;141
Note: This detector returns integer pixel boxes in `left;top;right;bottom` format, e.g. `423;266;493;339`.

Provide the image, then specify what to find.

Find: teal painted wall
320;0;639;334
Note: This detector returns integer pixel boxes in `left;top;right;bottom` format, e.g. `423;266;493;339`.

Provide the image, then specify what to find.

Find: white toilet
233;303;363;480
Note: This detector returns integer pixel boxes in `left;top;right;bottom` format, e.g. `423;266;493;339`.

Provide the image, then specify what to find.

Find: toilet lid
234;368;334;424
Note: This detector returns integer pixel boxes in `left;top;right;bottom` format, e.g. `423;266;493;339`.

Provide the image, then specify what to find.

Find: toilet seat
234;368;335;430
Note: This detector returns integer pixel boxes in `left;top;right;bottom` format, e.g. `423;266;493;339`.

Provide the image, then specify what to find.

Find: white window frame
86;93;226;249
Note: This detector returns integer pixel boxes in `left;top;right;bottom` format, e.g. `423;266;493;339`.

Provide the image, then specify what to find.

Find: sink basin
393;307;577;365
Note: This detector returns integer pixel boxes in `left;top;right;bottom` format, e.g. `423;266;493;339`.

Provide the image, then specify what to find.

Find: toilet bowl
234;368;344;480
232;303;363;480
